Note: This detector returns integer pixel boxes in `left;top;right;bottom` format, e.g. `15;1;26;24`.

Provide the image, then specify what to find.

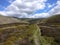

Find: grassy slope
41;14;60;25
0;15;31;45
0;23;54;45
0;15;28;24
38;14;60;45
0;14;60;45
0;24;33;45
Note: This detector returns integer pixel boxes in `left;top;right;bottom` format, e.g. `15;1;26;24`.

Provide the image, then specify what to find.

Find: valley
0;14;60;45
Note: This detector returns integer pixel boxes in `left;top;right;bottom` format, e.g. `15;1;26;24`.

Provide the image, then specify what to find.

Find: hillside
0;16;32;45
38;14;60;45
0;14;60;45
0;15;28;25
40;14;60;25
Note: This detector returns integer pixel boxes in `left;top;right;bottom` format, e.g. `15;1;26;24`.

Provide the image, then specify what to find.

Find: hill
38;14;60;45
0;14;60;45
40;14;60;25
0;15;32;45
0;15;28;25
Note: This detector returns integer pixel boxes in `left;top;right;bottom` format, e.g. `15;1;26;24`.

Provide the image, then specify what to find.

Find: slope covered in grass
41;14;60;25
0;14;60;45
38;14;60;45
0;15;28;25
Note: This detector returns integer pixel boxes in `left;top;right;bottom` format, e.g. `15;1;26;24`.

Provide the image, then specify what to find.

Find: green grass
0;24;38;45
0;23;60;45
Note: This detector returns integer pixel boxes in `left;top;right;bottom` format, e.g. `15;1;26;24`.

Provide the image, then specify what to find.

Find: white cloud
29;13;49;18
48;0;60;15
0;11;6;16
0;0;47;18
0;0;60;18
30;0;60;18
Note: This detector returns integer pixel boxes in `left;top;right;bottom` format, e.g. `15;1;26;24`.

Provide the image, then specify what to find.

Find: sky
0;0;60;18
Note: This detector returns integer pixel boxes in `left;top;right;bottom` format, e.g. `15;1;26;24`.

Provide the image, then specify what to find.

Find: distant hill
0;15;28;25
39;14;60;25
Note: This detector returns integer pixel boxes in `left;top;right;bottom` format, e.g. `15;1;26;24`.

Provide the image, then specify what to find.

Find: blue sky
0;0;15;11
0;0;60;18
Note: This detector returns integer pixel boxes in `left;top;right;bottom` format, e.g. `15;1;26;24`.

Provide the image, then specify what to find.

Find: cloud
49;0;60;15
30;0;60;18
0;0;47;18
29;13;49;18
31;0;60;18
0;0;60;18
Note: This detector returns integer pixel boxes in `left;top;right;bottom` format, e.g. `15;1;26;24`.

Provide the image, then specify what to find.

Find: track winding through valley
33;24;41;45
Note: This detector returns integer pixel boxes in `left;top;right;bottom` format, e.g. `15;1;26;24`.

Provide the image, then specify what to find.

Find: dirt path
34;31;40;45
33;25;41;45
